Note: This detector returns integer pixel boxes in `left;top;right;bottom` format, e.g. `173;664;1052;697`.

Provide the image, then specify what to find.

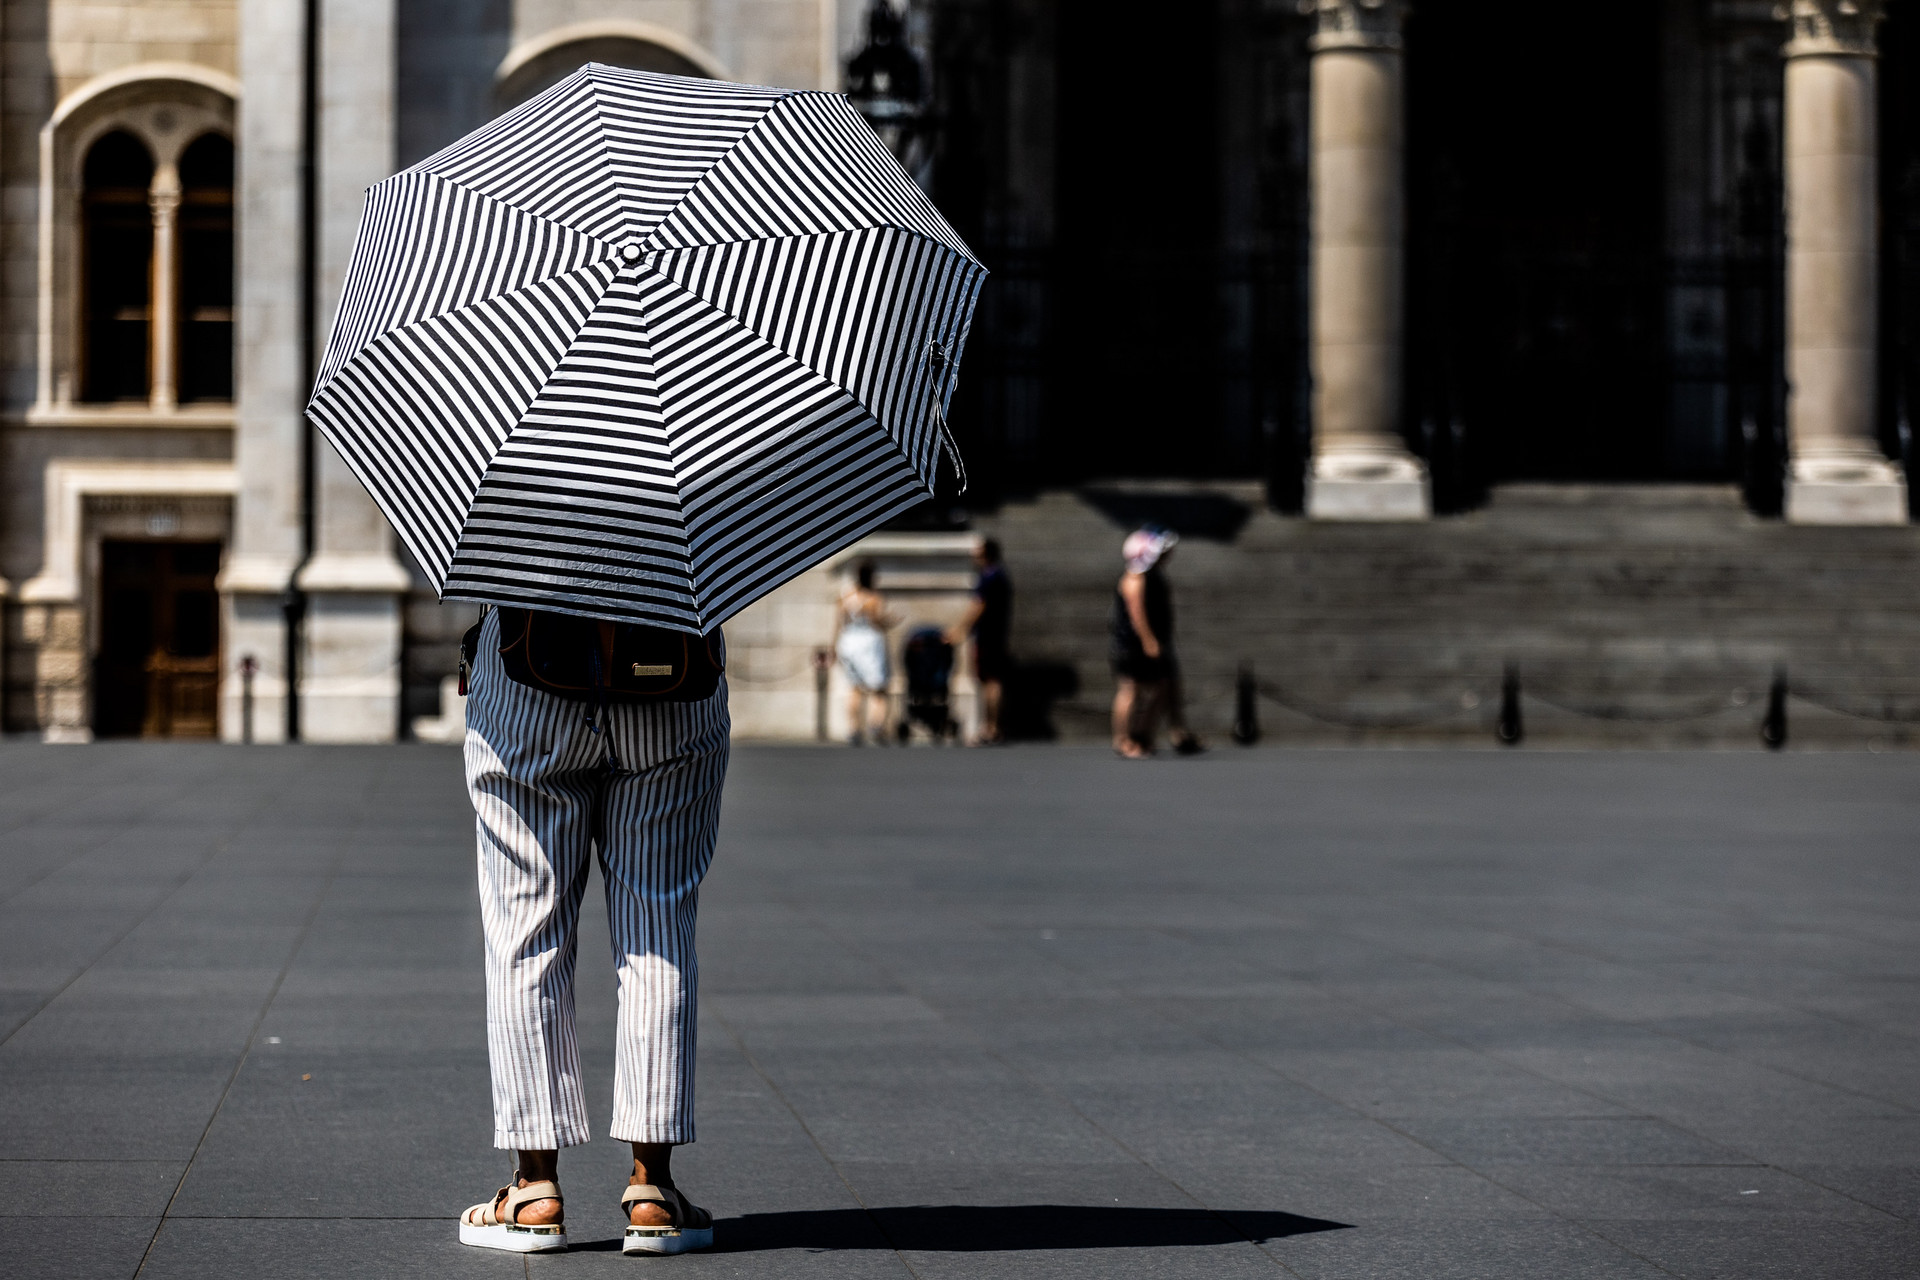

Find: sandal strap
622;1183;709;1229
496;1178;561;1224
622;1183;670;1210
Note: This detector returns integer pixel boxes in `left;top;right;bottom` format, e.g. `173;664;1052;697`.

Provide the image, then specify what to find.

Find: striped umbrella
308;64;985;632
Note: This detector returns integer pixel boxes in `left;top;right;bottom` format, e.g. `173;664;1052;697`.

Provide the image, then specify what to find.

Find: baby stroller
898;626;958;743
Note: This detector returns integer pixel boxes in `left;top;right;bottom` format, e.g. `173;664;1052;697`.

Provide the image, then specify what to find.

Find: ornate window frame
29;63;240;429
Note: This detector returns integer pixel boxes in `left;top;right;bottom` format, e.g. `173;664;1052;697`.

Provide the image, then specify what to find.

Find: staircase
973;483;1920;748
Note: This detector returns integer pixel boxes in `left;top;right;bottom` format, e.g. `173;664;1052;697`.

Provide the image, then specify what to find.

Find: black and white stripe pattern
309;63;986;631
464;609;730;1148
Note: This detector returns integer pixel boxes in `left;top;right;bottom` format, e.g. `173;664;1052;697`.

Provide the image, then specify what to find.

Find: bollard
1232;665;1260;745
813;648;831;742
239;654;258;745
1761;668;1787;751
1497;663;1523;746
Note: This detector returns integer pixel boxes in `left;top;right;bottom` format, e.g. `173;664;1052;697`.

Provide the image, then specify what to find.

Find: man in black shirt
950;538;1011;743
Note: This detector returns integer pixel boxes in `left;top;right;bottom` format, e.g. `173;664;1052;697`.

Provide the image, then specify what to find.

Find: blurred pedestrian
835;559;898;744
1109;526;1204;758
948;537;1012;744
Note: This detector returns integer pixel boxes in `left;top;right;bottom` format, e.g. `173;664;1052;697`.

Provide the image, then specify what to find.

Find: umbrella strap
585;644;623;772
933;396;967;495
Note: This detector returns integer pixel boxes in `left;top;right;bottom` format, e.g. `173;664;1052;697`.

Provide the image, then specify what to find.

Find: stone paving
0;742;1915;1278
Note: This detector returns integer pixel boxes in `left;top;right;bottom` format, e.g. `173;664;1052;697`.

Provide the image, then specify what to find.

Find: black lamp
845;0;927;176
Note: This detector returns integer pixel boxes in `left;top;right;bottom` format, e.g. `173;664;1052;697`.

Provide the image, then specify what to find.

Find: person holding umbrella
308;65;985;1254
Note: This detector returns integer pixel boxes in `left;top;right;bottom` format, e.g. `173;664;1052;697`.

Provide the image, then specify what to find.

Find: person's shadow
571;1204;1350;1252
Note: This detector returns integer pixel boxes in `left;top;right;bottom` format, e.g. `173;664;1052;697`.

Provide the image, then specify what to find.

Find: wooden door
94;541;222;739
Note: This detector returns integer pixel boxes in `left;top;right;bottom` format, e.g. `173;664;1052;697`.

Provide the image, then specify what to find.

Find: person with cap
1109;525;1205;759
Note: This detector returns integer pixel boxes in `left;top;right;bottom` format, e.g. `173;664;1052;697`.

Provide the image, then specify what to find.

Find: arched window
177;133;234;402
496;35;714;113
37;70;237;418
81;131;155;403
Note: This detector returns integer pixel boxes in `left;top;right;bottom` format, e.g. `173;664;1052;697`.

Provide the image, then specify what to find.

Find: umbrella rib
319;258;622;394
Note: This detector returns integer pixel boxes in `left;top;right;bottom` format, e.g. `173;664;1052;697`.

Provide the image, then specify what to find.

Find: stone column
296;0;411;742
148;163;181;411
1783;0;1907;524
1302;0;1429;521
220;0;311;742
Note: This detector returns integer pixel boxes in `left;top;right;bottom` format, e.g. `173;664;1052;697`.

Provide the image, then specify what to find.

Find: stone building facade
0;0;1912;742
0;0;874;740
931;0;1917;525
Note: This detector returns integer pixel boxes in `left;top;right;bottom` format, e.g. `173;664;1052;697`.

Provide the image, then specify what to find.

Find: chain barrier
1516;686;1746;724
1233;664;1920;743
1251;678;1494;731
1781;683;1920;725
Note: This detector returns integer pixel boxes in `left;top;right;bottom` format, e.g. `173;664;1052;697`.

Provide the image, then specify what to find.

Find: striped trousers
463;608;730;1150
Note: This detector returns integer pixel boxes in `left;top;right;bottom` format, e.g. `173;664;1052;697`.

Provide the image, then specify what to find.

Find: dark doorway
1054;0;1223;477
94;541;222;739
1409;0;1667;481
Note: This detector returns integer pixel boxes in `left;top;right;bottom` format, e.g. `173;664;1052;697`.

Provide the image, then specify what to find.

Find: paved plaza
0;742;1915;1278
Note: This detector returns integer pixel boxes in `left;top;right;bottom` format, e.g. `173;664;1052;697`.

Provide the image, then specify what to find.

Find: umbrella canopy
309;64;985;632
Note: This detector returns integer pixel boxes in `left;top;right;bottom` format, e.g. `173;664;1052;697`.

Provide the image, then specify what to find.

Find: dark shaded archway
1408;0;1666;482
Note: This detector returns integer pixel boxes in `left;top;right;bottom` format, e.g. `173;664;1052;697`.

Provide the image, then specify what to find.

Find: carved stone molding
1299;0;1408;53
1780;0;1884;58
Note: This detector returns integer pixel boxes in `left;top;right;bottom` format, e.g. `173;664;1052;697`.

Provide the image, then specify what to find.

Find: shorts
1111;651;1175;684
974;639;1011;683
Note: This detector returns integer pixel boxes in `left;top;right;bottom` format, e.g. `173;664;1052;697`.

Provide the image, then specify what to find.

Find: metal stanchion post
813;648;831;742
239;654;258;745
1761;668;1788;751
1497;663;1523;746
1232;665;1261;745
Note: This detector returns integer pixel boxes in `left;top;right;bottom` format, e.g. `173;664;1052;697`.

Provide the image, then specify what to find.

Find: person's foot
629;1181;673;1228
623;1178;714;1255
1172;731;1207;756
1114;736;1152;759
458;1174;565;1252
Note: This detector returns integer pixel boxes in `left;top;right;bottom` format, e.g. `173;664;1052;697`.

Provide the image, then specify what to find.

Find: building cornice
1781;0;1883;57
1300;0;1408;52
12;404;235;430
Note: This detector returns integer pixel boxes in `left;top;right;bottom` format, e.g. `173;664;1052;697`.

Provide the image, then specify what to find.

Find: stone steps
971;484;1920;747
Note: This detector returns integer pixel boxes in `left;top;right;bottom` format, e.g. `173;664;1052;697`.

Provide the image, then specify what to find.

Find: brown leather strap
473;1178;562;1226
501;1179;561;1221
622;1183;710;1229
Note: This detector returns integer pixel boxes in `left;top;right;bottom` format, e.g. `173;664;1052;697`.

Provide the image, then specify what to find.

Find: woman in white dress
834;559;898;744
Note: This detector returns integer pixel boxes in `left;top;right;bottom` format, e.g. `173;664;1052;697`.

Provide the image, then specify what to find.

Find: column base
411;674;467;744
219;560;295;743
300;592;403;743
1785;456;1908;526
1306;451;1432;521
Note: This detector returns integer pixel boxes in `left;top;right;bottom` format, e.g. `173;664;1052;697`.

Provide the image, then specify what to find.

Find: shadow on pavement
583;1205;1348;1252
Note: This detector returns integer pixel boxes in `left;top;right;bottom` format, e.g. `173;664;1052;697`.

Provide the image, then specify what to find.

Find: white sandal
458;1175;567;1252
621;1182;714;1255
